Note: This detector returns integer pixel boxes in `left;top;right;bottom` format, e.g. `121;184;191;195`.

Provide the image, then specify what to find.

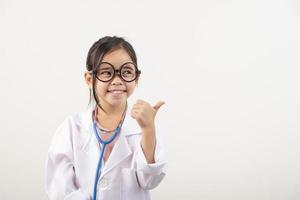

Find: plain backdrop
0;0;300;199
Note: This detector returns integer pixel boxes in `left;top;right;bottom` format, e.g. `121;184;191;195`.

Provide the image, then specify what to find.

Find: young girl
46;36;166;200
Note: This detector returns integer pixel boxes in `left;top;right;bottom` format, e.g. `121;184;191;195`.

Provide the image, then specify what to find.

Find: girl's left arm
131;100;167;190
135;130;166;190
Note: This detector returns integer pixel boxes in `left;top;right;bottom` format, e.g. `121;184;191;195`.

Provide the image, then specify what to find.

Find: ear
84;72;93;88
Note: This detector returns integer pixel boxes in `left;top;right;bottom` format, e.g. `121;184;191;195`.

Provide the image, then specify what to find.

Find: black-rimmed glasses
90;62;141;82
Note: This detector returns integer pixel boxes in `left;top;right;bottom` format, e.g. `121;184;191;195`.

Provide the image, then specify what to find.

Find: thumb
153;101;165;112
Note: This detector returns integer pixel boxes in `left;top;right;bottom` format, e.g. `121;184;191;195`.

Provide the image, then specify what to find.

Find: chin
107;98;127;106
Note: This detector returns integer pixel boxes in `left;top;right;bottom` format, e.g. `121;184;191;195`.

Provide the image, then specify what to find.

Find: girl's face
85;48;138;109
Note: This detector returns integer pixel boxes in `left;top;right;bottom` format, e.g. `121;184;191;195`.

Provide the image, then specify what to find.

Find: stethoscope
92;103;127;200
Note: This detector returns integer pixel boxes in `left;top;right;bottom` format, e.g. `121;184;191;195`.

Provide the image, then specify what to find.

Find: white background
0;0;300;199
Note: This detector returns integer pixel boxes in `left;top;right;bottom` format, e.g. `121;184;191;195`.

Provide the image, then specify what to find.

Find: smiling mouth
107;90;126;94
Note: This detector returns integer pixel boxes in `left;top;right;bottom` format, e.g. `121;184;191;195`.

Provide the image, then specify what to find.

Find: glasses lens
97;63;114;81
121;63;137;81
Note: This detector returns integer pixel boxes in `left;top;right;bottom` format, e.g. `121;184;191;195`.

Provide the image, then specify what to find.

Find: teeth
110;91;124;94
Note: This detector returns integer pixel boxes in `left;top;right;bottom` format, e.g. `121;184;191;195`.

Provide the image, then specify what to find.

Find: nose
110;74;123;85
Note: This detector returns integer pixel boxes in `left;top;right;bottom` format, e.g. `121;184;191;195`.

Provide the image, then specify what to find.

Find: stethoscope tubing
92;123;121;200
92;103;127;200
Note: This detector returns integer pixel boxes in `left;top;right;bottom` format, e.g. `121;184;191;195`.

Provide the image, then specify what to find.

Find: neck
97;101;127;117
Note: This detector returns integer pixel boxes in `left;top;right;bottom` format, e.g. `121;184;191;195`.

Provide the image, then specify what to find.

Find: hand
130;100;165;130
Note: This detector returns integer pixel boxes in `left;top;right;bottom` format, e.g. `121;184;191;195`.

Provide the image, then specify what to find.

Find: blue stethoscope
92;104;127;200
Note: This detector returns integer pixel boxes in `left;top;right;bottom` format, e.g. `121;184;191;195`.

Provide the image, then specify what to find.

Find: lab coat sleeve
135;131;166;190
45;118;91;200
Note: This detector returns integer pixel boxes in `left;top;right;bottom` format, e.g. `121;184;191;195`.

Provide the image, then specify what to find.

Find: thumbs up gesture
131;100;165;131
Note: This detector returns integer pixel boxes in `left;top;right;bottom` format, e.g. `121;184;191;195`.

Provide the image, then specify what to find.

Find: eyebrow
99;67;112;70
122;66;135;69
100;66;134;70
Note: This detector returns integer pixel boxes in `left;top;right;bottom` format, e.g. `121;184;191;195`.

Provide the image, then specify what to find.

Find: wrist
141;126;155;134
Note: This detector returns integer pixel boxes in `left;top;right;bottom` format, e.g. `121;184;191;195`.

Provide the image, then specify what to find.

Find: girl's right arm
45;118;91;200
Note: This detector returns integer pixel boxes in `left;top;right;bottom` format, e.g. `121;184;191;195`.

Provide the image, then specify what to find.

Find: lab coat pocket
121;168;144;200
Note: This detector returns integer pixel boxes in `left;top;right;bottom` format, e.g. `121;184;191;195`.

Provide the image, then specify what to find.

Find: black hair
86;36;138;111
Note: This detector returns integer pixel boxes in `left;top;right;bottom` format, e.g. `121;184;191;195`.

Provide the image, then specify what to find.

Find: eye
122;70;133;75
121;66;135;75
98;70;112;77
101;71;111;75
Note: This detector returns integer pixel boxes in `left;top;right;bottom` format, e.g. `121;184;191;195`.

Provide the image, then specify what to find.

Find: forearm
140;127;156;164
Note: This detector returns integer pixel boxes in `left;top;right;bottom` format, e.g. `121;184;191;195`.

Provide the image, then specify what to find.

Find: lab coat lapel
78;103;141;180
98;104;141;179
99;130;132;179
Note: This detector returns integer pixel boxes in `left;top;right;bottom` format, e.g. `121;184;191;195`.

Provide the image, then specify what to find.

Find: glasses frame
90;62;141;83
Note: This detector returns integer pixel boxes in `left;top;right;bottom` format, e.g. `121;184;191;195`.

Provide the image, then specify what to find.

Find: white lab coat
45;104;166;200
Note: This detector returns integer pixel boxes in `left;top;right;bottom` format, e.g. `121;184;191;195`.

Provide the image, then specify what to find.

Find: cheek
95;82;109;96
126;83;136;95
